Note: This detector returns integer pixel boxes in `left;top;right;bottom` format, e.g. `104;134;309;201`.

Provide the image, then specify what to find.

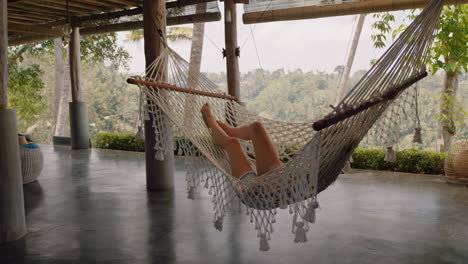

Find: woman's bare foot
201;103;215;128
201;103;235;147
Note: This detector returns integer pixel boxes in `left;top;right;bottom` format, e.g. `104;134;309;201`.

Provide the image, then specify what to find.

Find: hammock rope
129;0;444;251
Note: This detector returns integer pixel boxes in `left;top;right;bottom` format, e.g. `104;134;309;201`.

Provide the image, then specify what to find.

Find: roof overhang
7;0;221;46
243;0;468;24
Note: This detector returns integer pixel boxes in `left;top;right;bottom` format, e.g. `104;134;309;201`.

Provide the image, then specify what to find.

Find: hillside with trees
10;44;467;152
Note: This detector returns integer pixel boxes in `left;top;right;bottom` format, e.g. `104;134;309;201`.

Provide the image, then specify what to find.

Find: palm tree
334;14;366;106
53;38;70;136
188;3;207;87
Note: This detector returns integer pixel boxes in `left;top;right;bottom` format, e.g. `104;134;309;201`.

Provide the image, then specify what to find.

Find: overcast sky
118;4;408;75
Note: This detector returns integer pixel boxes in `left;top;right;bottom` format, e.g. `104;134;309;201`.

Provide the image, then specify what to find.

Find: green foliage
11;32;130;70
435;87;467;133
82;63;141;137
94;133;200;156
80;33;130;70
371;12;395;49
352;148;388;170
352;148;446;174
394;149;446;174
370;5;468;146
371;6;468;74
7;63;46;126
428;5;468;75
94;132;145;152
245;69;339;121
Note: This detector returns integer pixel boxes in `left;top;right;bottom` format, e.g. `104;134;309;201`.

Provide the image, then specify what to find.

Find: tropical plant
370;5;468;152
8;32;131;137
7;62;46;129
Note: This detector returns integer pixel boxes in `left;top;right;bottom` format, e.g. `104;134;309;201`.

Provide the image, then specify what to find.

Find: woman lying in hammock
201;103;282;183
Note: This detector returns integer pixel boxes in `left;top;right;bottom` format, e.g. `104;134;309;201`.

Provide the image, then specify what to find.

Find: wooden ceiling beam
243;0;468;24
78;0;123;9
104;0;139;6
9;10;59;21
8;22;63;36
75;0;215;23
7;0;217;28
166;0;215;9
8;14;49;23
12;1;91;15
7;18;34;25
42;0;216;27
9;4;68;17
8;11;221;46
80;11;221;35
77;7;143;24
38;0;106;12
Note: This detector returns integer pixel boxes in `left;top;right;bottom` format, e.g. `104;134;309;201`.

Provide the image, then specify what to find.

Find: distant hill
207;69;468;150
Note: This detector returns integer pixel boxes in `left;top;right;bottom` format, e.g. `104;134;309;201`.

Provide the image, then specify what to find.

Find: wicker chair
19;144;44;184
445;142;468;186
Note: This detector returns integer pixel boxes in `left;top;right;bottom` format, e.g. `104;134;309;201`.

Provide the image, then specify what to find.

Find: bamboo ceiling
7;0;220;46
243;0;468;24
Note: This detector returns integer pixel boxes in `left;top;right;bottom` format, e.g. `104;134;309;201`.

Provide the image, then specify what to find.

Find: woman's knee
250;121;265;131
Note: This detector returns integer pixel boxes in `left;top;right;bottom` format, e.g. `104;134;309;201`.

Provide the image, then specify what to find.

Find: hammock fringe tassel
413;127;423;144
385;146;397;163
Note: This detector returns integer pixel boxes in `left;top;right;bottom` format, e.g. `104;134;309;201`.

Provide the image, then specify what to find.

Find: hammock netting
363;82;423;162
130;0;444;251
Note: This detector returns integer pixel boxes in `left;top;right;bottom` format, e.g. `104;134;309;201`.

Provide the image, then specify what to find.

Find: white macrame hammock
129;0;444;251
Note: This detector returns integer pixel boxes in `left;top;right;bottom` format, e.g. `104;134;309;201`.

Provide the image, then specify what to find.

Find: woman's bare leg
201;104;253;179
217;121;282;175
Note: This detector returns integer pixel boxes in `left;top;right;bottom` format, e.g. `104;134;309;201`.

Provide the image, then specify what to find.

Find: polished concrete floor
1;145;467;264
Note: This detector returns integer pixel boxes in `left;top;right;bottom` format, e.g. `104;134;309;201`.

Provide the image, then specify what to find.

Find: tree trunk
334;14;366;106
185;3;206;128
53;38;63;134
188;3;206;87
437;72;458;152
54;40;70;136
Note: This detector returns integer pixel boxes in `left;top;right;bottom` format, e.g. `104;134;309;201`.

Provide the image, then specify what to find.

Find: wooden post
224;0;240;98
143;0;174;191
0;0;6;110
68;26;90;149
0;0;27;243
69;27;82;103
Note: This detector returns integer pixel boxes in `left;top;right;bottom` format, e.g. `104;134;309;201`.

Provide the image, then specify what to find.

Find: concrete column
0;0;27;243
69;102;90;149
0;110;27;243
69;26;90;149
143;0;174;190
